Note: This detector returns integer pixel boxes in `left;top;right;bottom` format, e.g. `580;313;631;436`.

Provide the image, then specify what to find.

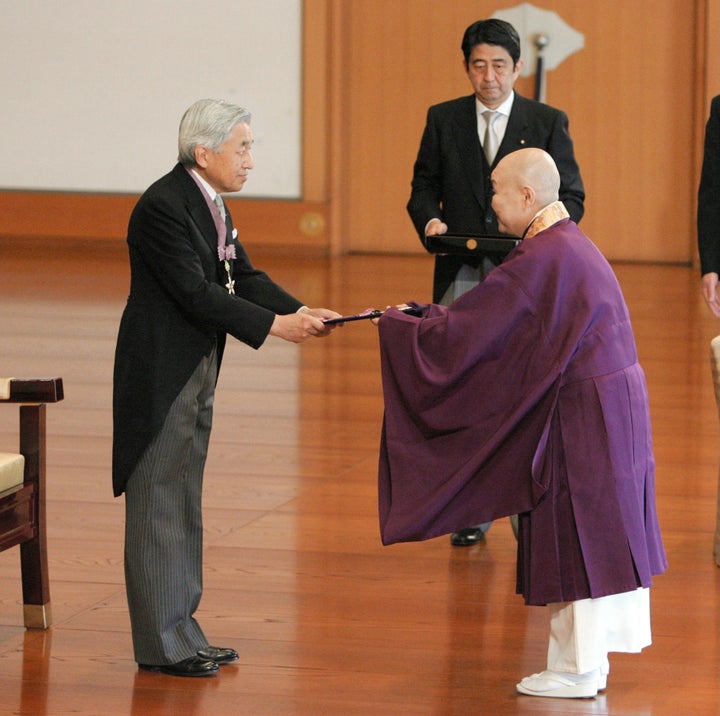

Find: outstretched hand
270;307;341;343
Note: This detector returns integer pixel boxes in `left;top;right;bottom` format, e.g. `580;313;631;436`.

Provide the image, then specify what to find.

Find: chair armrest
0;378;64;403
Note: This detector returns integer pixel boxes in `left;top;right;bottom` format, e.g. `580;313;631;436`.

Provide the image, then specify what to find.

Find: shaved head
491;149;561;237
496;148;560;204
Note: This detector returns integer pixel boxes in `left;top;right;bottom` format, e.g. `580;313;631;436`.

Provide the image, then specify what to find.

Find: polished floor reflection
0;238;718;715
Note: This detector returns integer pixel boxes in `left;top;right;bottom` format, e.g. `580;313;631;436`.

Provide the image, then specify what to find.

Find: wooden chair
0;377;64;628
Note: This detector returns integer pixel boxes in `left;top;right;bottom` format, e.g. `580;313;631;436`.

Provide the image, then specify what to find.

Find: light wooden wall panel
0;192;328;251
552;0;700;264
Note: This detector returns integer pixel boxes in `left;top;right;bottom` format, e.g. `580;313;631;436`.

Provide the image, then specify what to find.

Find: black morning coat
112;164;303;496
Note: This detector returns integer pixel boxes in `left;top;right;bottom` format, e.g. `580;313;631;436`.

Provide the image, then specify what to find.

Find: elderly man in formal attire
113;99;339;677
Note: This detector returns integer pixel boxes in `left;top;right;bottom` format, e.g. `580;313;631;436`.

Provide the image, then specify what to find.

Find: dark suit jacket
698;95;720;276
112;164;302;496
407;92;585;301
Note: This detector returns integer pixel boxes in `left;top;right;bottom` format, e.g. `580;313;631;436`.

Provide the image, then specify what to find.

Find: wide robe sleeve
377;267;563;545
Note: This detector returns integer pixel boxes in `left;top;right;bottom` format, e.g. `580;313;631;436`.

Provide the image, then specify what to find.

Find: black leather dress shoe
197;645;239;664
139;655;219;677
450;527;486;547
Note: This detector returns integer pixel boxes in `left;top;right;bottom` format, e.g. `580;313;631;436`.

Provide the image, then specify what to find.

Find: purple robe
377;219;667;606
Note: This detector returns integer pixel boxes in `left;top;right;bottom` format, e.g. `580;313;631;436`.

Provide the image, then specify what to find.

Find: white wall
0;0;301;198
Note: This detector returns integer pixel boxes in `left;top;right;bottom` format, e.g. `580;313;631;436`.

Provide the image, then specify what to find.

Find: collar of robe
523;201;570;239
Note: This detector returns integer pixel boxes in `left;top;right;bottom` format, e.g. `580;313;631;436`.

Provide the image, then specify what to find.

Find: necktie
213;193;229;255
213;194;226;221
482;110;499;165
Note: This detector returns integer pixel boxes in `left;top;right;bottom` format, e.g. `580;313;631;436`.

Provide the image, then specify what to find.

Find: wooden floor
0;238;719;715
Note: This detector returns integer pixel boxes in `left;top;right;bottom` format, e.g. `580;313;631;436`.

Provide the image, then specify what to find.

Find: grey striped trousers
123;346;217;665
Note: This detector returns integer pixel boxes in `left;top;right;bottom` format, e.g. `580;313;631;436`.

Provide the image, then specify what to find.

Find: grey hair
177;99;252;166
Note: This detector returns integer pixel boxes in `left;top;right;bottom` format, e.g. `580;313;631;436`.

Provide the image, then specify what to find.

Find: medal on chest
223;259;235;294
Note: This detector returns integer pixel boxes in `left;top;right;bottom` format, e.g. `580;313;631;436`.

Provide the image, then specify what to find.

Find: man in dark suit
698;95;720;317
697;95;720;567
407;18;584;546
113;99;339;677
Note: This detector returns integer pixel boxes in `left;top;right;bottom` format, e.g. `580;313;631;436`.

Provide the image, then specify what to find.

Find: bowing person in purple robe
375;148;667;699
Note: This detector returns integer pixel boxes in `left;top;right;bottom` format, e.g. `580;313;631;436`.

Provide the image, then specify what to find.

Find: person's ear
522;185;535;207
194;145;209;169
